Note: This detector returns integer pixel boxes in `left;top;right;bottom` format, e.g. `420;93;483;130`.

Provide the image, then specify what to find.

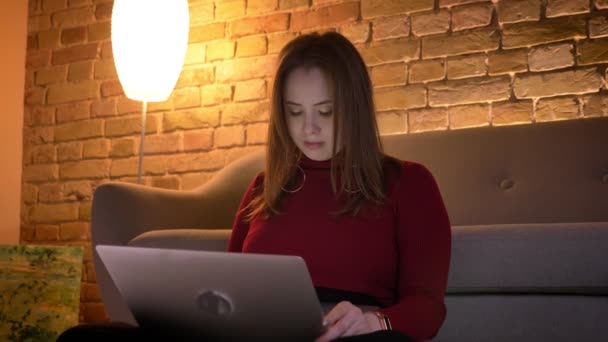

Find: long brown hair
246;31;388;219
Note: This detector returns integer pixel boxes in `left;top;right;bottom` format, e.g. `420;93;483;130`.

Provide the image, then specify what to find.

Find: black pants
57;322;415;341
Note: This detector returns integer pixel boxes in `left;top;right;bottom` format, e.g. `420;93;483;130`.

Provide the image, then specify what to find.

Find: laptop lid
96;245;324;340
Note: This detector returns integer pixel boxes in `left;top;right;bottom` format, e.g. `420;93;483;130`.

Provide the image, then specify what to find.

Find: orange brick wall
22;0;608;323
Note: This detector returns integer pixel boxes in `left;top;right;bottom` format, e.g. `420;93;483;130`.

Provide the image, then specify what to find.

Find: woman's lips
304;141;324;149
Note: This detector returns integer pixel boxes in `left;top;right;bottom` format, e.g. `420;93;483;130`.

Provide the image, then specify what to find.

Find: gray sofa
91;116;608;341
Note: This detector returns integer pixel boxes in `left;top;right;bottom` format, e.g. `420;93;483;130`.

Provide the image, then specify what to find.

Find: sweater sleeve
380;163;452;341
227;173;264;252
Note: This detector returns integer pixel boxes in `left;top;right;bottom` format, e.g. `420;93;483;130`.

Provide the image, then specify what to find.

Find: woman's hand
315;301;382;342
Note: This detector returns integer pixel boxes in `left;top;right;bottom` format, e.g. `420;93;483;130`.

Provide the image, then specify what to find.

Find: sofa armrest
128;229;232;252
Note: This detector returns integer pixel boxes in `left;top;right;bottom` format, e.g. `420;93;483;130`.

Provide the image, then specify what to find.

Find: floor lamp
111;0;189;184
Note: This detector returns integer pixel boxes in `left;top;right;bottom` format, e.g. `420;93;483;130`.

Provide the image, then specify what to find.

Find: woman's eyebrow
285;100;333;106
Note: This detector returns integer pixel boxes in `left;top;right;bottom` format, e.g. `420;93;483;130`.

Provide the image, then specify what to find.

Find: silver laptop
96;245;325;341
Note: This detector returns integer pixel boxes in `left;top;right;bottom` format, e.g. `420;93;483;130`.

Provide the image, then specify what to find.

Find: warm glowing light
111;0;189;102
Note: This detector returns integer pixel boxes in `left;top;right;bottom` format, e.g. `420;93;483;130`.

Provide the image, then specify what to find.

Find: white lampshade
111;0;189;102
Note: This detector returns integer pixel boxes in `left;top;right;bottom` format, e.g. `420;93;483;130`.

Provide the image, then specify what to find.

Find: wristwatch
373;311;392;330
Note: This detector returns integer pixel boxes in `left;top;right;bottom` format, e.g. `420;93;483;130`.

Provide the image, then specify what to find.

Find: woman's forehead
283;67;333;105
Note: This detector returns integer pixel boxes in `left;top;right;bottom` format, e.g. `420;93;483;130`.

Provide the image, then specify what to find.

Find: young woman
227;31;451;342
57;31;450;342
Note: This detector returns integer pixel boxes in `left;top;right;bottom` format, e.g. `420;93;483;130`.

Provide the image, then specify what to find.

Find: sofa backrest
196;116;608;228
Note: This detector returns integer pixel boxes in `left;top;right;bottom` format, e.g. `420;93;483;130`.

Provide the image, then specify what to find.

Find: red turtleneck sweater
228;156;451;341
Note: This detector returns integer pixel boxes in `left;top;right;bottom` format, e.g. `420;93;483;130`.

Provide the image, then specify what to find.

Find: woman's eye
319;111;332;117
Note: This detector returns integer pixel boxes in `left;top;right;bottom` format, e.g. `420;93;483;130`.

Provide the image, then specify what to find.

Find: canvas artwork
0;245;83;342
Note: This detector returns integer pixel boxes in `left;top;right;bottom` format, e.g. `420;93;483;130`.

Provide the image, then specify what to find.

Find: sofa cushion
448;222;608;294
128;229;231;252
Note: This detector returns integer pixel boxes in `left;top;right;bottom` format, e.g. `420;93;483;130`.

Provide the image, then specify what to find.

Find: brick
31;145;56;164
83;303;109;323
60;160;111;179
268;32;297;54
42;0;67;13
52;7;95;27
497;0;540;24
221;100;270;124
215;125;245;148
95;2;112;20
110;139;135;158
280;0;308;10
91;98;116;117
31;203;79;223
110;156;166;177
452;2;494;32
374;85;426;110
57;141;82;161
190;3;214;26
105;116;158;137
340;22;370;44
230;13;289;38
373;15;409;41
38;29;61;49
25;88;46;105
529;43;574;71
502;17;586;49
370;63;407;87
184;43;206;65
409;59;445;83
116;97;142;115
68;61;94;81
247;0;277;14
36;66;67;85
37;183;61;203
536;96;580;121
63;181;93;201
83;139;110;158
149;176;180;190
577;38;608;65
27;33;38;51
61;26;87;45
82;282;102;302
22;184;38;205
144;134;181;154
361;0;433;19
411;9;450;37
173;87;201;109
246;123;269;144
429;76;510;106
408;107;448;133
176;66;215;88
514;68;602;98
492;100;533;125
200;85;232;107
29;15;52;32
236;35;267;57
447;54;486;80
27;106;55;126
58;222;89;241
47;81;98;104
597;0;608;9
216;55;276;82
189;23;226;43
423;27;499;58
101;80;124;97
27;50;52;69
100;41;113;59
25;71;35;88
56;101;90;123
55;120;102;141
88;21;111;41
35;225;59;241
183;129;214;151
181;172;215;190
449;103;489;129
206;40;236;62
164;108;220;131
234;79;266;102
291;3;357;32
93;59;117;79
168;150;226;173
68;0;91;7
546;0;589;18
376;110;407;134
582;93;608;117
53;43;99;65
24;127;54;145
590;16;608;38
488;49;528;75
217;0;246;20
358;37;419;66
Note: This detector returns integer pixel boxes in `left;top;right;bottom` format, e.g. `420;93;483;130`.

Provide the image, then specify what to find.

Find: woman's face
283;67;335;161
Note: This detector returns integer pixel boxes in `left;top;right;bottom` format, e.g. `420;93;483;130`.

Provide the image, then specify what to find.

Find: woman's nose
303;113;320;135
